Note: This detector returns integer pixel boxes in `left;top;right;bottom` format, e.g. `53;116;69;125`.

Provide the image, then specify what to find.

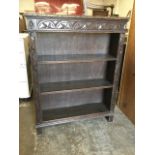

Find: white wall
19;0;34;13
117;0;134;17
117;0;134;29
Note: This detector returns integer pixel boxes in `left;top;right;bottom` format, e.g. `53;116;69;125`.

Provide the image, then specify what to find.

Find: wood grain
40;79;113;95
118;3;135;124
36;111;112;128
38;54;117;64
24;14;128;131
40;89;104;110
38;62;108;83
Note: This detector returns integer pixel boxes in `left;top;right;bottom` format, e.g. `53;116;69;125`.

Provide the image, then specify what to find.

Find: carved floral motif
35;19;124;31
28;20;34;29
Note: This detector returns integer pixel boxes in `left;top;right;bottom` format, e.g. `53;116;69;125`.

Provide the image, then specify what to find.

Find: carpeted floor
19;100;134;155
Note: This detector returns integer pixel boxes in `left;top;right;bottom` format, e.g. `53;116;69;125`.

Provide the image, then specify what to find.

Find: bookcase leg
105;116;114;122
37;128;42;134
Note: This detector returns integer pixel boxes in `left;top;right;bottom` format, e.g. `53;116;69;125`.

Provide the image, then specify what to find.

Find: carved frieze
26;16;127;32
36;19;123;31
28;20;34;29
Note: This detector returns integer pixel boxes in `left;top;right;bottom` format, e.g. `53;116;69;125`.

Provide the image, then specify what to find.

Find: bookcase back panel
36;32;110;55
41;89;104;110
24;14;129;129
38;62;107;83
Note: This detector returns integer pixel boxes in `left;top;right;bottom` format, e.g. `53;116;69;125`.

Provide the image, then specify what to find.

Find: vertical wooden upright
24;14;129;133
118;3;135;124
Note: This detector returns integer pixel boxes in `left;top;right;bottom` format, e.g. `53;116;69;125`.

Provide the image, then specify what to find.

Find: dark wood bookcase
24;14;128;134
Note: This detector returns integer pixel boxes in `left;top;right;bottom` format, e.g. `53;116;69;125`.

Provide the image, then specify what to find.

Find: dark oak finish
40;79;113;95
24;14;128;134
38;54;117;64
29;32;43;131
36;112;112;128
105;115;114;122
25;13;128;33
40;89;104;110
42;103;107;121
38;61;108;83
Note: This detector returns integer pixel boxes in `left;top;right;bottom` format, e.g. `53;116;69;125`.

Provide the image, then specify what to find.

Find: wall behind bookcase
19;0;134;18
19;0;34;13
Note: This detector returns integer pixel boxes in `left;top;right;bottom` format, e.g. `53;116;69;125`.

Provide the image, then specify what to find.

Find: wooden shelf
40;79;113;95
37;111;112;128
42;103;108;121
38;54;117;64
24;14;128;133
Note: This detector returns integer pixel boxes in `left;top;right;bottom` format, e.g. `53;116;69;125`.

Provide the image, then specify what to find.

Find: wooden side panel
30;32;43;125
118;4;135;124
24;14;129;130
108;33;125;112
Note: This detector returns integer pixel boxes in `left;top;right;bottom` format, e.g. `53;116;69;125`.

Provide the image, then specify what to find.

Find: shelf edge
36;111;113;128
38;58;117;64
40;85;113;95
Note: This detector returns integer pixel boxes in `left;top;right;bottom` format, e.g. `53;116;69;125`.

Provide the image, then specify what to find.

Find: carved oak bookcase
24;14;128;134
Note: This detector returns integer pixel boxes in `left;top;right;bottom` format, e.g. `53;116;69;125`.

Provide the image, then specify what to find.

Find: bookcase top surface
24;13;129;21
24;13;128;33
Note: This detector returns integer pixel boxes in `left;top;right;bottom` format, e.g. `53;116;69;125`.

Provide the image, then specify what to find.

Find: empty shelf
42;102;108;121
40;79;113;95
38;54;117;64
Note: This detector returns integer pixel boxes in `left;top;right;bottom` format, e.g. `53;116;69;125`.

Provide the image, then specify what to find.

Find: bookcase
24;14;128;134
